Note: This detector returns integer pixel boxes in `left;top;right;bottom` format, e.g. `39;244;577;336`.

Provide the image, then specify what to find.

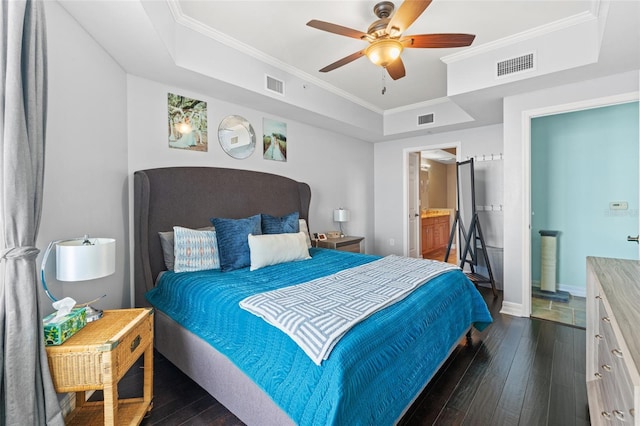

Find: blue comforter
146;248;492;425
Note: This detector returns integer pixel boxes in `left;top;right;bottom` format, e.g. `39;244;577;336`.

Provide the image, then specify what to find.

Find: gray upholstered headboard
133;167;311;307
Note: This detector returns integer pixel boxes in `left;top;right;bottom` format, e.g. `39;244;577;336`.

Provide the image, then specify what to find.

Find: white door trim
402;142;462;256
521;92;639;317
408;152;421;258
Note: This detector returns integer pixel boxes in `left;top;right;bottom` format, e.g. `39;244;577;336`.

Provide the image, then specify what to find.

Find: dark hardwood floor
110;287;589;425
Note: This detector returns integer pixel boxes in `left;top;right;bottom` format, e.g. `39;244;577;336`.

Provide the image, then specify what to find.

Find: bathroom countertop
421;210;450;219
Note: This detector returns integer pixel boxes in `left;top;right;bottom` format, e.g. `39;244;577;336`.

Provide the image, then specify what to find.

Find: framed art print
168;93;208;152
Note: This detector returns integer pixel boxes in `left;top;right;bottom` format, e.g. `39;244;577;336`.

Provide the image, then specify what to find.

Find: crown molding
384;96;452;115
441;10;596;64
165;0;383;114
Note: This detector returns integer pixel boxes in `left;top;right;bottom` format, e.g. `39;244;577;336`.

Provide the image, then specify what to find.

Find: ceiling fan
307;0;475;80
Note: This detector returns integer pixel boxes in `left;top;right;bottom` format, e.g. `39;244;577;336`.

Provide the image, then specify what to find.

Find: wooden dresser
586;257;640;425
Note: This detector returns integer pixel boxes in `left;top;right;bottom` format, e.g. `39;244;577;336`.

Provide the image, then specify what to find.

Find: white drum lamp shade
333;208;350;237
333;208;350;223
56;238;116;282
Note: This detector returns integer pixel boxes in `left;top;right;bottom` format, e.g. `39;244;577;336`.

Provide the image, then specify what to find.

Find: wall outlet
389;238;395;246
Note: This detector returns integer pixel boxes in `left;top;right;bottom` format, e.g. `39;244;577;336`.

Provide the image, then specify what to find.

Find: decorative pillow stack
160;212;314;273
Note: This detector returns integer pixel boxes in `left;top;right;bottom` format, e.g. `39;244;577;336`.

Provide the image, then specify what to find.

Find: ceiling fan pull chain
381;70;387;95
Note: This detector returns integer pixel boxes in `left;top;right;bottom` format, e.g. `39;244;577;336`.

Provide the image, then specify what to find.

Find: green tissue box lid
43;307;87;346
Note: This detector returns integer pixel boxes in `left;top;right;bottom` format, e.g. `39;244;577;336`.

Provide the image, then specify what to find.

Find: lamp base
84;305;103;322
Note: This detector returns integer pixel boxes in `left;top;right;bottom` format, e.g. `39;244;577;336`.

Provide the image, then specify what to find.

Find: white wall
39;2;129;314
127;76;374;249
502;70;640;316
373;124;503;257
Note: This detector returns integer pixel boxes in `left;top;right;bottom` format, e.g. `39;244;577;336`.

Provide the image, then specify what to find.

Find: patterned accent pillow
159;226;214;270
261;211;299;234
173;226;220;273
210;214;262;272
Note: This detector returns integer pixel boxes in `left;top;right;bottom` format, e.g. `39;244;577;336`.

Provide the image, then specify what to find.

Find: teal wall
531;102;639;292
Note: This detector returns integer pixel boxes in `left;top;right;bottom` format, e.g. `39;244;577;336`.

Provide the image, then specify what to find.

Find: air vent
497;53;535;77
265;75;285;96
418;113;434;126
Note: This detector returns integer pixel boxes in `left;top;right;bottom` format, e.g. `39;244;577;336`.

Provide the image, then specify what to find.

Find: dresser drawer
587;258;640;426
611;353;635;423
336;242;361;253
595;329;633;424
606;334;635;422
596;296;635;423
111;309;153;381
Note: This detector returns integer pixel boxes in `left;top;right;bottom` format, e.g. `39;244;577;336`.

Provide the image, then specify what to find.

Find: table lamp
333;208;350;237
40;235;115;322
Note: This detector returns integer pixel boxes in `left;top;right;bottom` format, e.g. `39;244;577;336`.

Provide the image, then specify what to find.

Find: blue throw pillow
211;214;262;272
261;211;300;234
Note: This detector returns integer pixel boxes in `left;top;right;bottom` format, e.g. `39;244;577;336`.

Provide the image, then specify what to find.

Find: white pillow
299;219;312;248
248;232;311;271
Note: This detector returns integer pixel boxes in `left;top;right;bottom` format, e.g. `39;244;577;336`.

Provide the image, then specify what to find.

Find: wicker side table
46;308;154;426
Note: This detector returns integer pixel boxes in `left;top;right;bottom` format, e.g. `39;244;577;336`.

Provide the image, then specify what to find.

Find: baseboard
58;389;95;418
531;281;586;298
58;393;74;418
500;301;526;317
557;284;586;298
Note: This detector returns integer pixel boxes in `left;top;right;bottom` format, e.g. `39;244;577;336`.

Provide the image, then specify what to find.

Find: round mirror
217;115;256;159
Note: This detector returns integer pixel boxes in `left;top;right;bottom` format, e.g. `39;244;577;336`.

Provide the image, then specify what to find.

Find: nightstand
46;308;154;426
316;236;364;253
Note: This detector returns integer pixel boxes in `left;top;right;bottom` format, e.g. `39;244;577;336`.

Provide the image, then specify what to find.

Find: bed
133;166;492;425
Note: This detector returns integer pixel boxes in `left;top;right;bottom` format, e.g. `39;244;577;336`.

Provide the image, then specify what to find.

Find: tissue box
43;307;87;346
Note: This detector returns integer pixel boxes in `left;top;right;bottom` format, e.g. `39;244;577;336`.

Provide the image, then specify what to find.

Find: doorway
528;101;639;328
406;146;459;264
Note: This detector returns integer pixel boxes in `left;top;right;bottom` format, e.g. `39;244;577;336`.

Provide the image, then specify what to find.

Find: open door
529;101;639;326
406;147;459;261
408;152;420;258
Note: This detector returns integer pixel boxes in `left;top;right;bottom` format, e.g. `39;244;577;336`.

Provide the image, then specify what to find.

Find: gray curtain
0;1;64;424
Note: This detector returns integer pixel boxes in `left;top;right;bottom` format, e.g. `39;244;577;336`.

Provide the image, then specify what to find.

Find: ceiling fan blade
319;50;366;73
386;0;432;35
307;20;368;40
386;57;406;80
401;33;476;48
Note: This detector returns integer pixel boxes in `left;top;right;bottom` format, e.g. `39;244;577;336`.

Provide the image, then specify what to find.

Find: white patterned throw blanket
239;255;459;365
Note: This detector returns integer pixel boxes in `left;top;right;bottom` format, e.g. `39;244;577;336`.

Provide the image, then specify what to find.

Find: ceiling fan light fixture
365;39;403;67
